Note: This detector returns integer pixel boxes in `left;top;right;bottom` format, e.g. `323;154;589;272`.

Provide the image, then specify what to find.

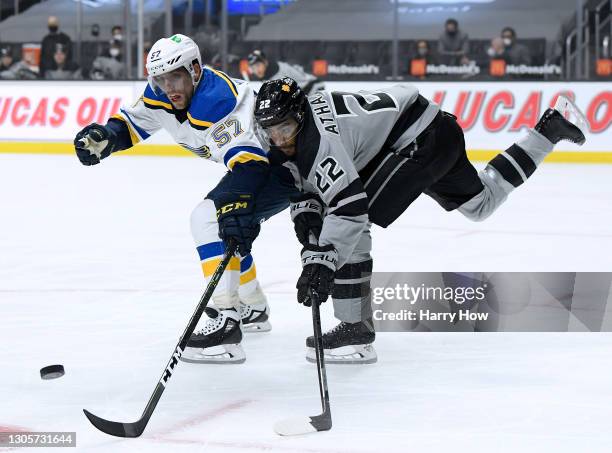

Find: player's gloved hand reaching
297;244;338;306
214;193;260;256
74;123;117;166
290;193;323;246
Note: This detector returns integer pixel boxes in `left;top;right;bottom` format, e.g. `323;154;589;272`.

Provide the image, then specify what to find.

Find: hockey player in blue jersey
73;34;300;363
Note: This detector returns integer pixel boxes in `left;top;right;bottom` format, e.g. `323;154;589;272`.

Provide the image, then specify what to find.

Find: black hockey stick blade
83;240;237;438
83;409;144;438
83;380;164;438
275;291;332;436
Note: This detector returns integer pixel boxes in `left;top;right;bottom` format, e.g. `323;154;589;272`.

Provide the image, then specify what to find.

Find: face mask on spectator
109;48;121;58
49;25;58;33
446;27;457;36
503;37;513;47
113;34;123;42
417;48;428;57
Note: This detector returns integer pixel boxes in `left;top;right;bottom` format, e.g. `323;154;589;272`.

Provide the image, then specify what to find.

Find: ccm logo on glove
217;201;250;216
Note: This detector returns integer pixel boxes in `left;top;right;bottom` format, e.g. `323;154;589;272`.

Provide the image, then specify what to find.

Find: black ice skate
535;95;587;145
306;320;377;364
240;301;272;333
181;307;245;364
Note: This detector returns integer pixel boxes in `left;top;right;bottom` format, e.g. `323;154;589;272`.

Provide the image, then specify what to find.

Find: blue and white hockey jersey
107;67;268;178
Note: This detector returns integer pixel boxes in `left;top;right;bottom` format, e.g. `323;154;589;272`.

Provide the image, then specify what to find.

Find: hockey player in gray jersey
254;78;588;364
247;50;325;95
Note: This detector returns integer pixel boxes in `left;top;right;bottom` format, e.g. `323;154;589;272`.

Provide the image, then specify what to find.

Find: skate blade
242;320;272;333
180;344;246;364
554;94;588;139
306;344;377;364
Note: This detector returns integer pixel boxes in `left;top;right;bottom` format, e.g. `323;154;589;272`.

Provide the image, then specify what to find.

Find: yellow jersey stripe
143;96;173;110
227;152;269;170
201;256;241;277
111;114;140;145
210;68;238;98
239;265;257;285
187;112;214;128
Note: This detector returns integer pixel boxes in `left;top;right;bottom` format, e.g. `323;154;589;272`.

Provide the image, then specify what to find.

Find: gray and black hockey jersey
260;60;325;95
279;85;439;267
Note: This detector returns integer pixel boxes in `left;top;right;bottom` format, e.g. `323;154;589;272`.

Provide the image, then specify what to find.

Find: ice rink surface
1;153;612;453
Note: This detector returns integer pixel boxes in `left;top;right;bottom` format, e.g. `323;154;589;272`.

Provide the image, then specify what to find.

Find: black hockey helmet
254;77;306;129
247;49;267;66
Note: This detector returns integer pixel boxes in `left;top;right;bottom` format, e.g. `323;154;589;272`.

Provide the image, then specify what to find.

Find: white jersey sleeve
109;68;268;172
110;84;164;146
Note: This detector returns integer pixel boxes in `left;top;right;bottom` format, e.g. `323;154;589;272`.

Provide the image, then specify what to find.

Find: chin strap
191;63;204;89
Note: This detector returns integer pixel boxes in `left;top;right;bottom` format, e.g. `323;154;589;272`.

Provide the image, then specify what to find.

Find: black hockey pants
360;111;484;228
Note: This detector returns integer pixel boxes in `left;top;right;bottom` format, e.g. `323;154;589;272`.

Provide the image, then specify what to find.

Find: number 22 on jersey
315;156;345;194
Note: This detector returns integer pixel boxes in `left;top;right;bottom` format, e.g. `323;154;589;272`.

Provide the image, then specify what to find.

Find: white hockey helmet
146;34;202;92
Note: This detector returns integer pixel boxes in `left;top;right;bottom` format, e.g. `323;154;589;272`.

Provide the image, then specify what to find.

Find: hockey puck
40;364;65;380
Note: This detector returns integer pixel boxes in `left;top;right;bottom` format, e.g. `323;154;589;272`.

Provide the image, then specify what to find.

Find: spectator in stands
500;27;531;65
0;46;14;72
409;40;438;79
45;44;82;80
247;49;324;95
487;37;507;61
0;46;38;80
415;40;437;64
437;18;469;65
90;39;125;80
40;16;73;77
111;25;123;43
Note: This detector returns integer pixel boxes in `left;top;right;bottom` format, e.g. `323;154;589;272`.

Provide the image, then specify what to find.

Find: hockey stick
274;290;332;435
83;239;238;438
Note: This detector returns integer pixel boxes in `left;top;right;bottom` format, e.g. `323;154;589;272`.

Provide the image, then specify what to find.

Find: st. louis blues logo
179;143;212;159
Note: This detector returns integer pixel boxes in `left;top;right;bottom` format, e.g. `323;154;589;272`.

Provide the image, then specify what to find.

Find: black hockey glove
289;193;324;246
296;244;338;306
214;193;260;256
74;123;118;166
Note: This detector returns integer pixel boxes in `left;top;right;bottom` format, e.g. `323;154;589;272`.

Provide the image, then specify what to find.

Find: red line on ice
0;426;29;433
149;409;371;453
0;424;31;452
151;399;253;438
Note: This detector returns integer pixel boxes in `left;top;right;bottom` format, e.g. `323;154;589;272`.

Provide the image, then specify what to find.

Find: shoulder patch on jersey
187;68;238;130
142;84;173;113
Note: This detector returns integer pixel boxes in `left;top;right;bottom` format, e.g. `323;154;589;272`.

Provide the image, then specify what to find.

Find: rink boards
0;80;609;162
